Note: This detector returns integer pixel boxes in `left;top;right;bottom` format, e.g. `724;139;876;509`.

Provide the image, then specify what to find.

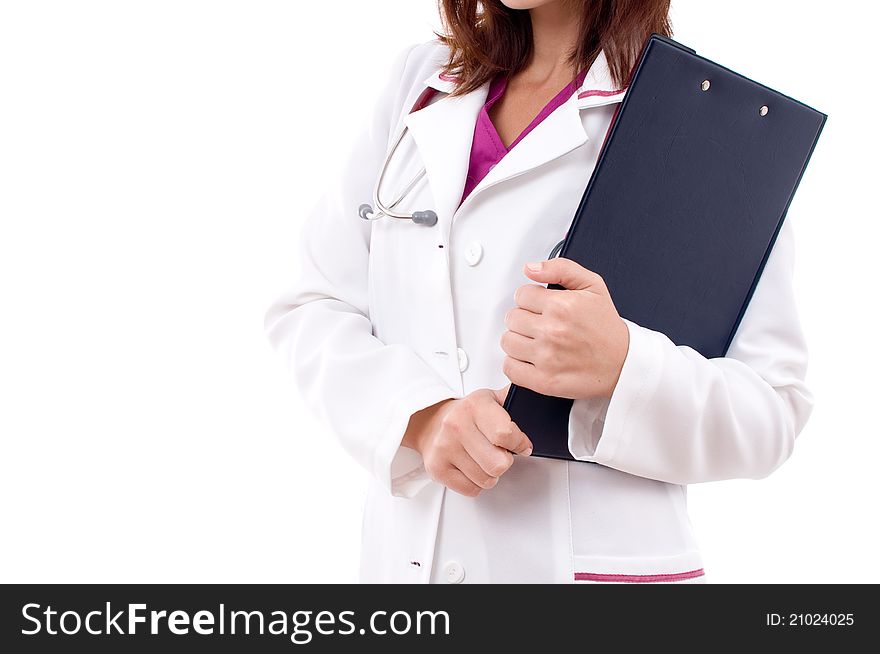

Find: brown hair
437;0;672;96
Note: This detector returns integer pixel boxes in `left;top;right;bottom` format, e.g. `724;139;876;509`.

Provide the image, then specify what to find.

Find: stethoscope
355;84;577;259
359;67;624;233
358;87;444;227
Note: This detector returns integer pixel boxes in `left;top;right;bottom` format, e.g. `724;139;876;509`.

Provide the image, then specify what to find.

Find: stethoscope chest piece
359;203;438;227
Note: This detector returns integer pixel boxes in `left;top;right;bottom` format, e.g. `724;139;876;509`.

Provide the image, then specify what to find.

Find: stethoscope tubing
359;88;444;227
361;126;427;221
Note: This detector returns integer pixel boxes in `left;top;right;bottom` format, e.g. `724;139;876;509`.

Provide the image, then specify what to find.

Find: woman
265;0;812;583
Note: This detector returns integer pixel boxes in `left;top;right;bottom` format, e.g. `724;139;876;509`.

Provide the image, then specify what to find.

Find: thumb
523;258;605;292
491;385;511;406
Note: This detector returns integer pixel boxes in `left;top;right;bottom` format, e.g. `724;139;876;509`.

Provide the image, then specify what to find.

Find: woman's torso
359;41;704;584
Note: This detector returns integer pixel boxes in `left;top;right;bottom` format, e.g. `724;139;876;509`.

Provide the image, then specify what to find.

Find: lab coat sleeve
568;218;814;484
264;43;456;498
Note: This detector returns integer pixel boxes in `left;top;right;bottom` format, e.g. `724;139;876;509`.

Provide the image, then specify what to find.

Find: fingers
470;395;533;456
513;284;550;314
451;448;500;490
491;420;532;457
444;406;513;483
423;389;534;497
423;432;488;496
503;356;541;392
523;258;606;292
500;330;537;364
461;428;514;478
436;466;484;498
504;307;541;338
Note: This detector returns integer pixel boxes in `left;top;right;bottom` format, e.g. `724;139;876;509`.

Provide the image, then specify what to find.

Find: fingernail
526;262;543;272
524;447;533;457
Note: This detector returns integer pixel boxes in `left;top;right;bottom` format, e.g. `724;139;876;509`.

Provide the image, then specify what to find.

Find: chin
500;0;562;10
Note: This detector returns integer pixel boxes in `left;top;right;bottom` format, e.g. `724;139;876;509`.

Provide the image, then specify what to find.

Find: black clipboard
504;34;827;461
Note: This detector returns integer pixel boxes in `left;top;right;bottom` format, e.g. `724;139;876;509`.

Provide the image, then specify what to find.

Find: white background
1;1;877;583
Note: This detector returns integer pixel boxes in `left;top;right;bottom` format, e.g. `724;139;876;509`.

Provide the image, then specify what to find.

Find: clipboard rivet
760;105;770;117
701;80;711;91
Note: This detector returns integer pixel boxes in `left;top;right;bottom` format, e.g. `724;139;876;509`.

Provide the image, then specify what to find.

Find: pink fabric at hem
574;569;705;583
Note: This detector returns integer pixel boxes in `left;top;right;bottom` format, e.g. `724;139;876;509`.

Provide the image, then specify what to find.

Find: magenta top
459;67;589;206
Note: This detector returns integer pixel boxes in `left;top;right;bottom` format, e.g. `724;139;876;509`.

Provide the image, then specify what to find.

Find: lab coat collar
409;49;626;229
423;70;459;95
404;81;491;233
421;48;628;110
575;49;628;109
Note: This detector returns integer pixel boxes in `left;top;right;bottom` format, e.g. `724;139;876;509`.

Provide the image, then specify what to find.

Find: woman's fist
501;259;630;400
402;388;532;497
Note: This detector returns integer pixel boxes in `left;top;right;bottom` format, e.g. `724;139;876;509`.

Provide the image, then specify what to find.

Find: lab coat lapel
404;82;490;232
456;91;588;215
405;49;626;227
458;48;628;212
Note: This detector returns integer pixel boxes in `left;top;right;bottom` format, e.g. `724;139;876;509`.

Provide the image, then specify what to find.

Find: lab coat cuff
373;381;455;499
568;319;663;463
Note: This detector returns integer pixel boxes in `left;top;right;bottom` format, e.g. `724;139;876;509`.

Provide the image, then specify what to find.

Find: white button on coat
457;348;469;372
464;241;483;266
444;561;465;584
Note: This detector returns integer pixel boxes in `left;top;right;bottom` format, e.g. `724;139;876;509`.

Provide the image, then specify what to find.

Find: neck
525;2;582;83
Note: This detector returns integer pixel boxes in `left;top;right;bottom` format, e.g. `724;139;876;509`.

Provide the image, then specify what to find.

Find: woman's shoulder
372;39;449;130
391;39;450;94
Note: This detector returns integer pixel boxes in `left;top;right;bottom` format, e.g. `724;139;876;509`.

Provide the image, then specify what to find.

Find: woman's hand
501;259;630;400
402;388;532;497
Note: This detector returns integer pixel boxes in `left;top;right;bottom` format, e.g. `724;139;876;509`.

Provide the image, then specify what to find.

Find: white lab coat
265;41;813;584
